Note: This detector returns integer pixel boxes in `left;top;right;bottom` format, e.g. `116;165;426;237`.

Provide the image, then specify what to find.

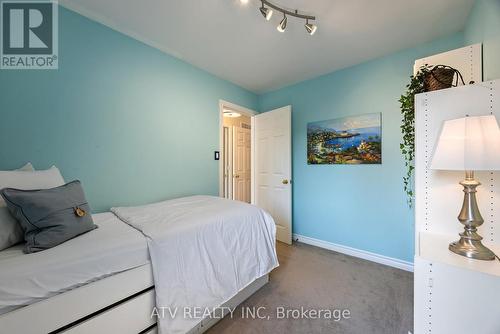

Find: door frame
218;100;257;200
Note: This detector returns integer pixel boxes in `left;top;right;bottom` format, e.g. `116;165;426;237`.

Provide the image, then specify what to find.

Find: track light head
256;1;317;35
277;14;287;32
305;20;317;35
259;2;273;20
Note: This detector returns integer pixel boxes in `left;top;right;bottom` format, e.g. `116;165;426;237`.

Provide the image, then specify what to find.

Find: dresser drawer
61;289;156;334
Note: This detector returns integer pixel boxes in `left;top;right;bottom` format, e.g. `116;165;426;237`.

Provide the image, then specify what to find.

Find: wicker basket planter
423;65;465;92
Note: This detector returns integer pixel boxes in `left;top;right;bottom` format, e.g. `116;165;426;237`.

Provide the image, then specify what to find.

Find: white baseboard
292;234;414;272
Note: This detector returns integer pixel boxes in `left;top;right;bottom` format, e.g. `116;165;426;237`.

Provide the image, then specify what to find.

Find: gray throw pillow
1;180;97;253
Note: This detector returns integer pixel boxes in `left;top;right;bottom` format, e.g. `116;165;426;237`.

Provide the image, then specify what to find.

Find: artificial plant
399;65;432;207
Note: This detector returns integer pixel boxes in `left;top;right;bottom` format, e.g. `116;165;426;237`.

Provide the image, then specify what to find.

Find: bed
0;212;150;316
0;196;278;334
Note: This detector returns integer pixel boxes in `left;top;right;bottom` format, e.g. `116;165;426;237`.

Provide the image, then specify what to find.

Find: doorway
219;100;256;203
219;101;293;244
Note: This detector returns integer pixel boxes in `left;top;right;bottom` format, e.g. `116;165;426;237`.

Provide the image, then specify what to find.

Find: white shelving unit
413;46;500;334
418;232;500;277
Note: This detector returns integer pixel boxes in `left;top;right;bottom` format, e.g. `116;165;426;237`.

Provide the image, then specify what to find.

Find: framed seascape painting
307;113;382;165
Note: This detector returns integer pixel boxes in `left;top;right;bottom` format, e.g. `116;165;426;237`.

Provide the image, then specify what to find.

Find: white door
253;106;292;244
233;126;251;203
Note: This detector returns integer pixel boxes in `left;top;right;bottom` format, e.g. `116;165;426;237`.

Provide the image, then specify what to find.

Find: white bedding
0;212;150;315
112;195;279;334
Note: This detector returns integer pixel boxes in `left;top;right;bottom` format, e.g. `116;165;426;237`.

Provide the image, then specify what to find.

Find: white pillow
0;166;65;250
17;163;35;171
0;208;24;251
0;166;65;197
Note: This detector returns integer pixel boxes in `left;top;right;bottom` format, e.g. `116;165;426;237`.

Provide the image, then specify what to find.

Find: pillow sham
0;163;32;251
17;163;35;171
0;206;24;251
1;180;97;253
0;166;65;251
0;166;65;203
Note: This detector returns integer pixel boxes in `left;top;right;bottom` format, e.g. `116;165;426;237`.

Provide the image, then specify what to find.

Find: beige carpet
207;241;413;334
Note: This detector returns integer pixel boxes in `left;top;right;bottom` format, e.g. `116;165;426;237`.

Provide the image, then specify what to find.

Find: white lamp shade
430;115;500;171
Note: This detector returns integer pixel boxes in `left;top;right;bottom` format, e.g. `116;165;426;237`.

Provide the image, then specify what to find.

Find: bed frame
0;263;269;334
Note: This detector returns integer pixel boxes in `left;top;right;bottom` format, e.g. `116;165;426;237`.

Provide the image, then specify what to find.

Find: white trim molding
293;234;414;272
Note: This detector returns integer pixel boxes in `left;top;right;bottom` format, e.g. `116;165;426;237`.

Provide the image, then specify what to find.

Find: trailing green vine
399;65;432;208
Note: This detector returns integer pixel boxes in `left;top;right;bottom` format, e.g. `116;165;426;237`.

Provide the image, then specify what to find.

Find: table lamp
430;115;500;261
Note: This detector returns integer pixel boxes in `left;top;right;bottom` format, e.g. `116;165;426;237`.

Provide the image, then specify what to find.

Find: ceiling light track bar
261;0;315;21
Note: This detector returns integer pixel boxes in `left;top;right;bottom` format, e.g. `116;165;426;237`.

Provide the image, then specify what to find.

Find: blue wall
0;8;258;212
464;0;500;81
258;34;465;262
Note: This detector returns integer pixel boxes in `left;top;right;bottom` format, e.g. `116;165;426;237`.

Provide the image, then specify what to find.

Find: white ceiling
60;0;475;93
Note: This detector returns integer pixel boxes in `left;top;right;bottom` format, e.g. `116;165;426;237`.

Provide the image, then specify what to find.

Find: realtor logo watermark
1;0;58;69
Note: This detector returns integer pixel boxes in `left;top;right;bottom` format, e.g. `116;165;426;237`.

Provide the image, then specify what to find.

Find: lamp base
449;235;496;261
449;171;496;261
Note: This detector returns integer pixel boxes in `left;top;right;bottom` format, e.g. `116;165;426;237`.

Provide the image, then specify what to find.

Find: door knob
282;179;289;185
234;175;240;178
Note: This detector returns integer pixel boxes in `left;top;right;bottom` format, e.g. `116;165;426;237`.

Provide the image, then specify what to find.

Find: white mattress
112;195;278;333
0;212;150;315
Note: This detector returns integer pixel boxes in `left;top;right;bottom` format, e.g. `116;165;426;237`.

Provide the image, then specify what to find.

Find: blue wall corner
258;33;465;263
464;0;500;81
0;7;258;212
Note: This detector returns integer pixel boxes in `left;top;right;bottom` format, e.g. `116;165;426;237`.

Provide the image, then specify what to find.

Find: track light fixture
277;13;287;32
304;19;317;35
259;1;273;21
256;0;316;36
